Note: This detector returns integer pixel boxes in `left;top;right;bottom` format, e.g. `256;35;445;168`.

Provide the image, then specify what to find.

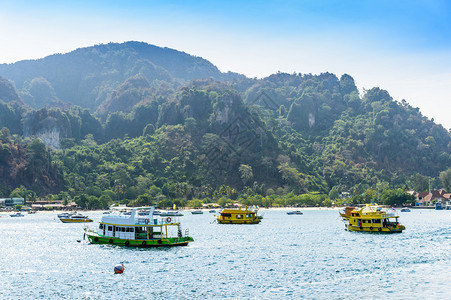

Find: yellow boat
344;204;405;233
216;206;261;224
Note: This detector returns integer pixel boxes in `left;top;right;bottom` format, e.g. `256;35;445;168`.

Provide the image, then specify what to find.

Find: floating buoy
114;264;125;274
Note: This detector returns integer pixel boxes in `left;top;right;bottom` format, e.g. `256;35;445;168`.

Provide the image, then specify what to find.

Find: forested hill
0;41;243;112
0;42;450;202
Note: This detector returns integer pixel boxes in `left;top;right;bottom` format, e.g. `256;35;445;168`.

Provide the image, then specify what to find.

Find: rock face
33;128;61;149
23;108;72;149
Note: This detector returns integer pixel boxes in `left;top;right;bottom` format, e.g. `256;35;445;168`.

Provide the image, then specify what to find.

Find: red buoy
114;264;125;274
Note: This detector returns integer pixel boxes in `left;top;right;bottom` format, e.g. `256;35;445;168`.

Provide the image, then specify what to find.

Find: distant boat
10;212;25;217
400;208;411;212
209;210;216;213
191;210;203;215
216;206;261;224
160;211;183;217
286;211;303;215
435;203;443;210
59;213;93;223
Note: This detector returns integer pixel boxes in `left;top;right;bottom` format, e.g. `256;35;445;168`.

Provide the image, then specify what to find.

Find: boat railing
135;217;180;226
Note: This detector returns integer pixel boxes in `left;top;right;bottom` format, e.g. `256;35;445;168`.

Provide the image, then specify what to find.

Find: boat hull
217;219;261;224
346;224;405;233
86;234;193;247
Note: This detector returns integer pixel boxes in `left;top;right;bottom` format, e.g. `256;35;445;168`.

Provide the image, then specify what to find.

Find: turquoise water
1;209;450;299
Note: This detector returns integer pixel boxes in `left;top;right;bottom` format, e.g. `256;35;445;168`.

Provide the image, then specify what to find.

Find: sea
0;208;450;299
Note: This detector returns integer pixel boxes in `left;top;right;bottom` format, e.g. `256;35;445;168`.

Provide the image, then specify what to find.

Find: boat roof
101;206;156;225
220;206;258;213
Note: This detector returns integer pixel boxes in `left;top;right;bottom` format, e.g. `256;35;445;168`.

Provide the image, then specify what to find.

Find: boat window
108;226;112;231
126;227;130;232
130;228;134;232
121;227;125;232
99;224;104;229
237;215;242;219
222;213;232;217
372;219;381;223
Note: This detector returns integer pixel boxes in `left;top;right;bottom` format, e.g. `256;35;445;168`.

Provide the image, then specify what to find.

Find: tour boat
59;213;93;223
286;210;303;215
216;206;261;224
84;206;193;247
343;204;405;233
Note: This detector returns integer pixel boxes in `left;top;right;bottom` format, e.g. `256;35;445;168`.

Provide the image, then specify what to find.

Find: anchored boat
216;206;261;224
286;210;303;215
343;204;405;233
10;212;25;217
59;213;93;223
85;206;193;247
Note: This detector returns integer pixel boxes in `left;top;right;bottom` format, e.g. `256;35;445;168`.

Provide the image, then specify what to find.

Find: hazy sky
1;0;450;129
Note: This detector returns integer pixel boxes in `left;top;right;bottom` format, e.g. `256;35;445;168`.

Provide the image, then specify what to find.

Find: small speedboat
286;211;303;215
209;210;216;213
400;208;411;212
191;210;203;215
59;213;93;223
10;212;25;217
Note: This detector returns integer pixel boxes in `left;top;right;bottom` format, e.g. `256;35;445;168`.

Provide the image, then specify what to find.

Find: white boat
59;213;93;223
10;212;25;217
160;211;184;217
57;212;74;218
84;206;193;247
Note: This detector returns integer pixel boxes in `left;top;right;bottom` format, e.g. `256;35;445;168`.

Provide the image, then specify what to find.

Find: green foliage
187;199;203;208
380;189;415;206
439;168;451;192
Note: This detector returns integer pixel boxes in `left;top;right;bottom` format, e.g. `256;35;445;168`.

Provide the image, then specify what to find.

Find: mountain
0;42;449;201
0;41;244;113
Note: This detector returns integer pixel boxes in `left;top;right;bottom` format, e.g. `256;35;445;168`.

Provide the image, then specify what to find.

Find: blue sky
1;0;450;129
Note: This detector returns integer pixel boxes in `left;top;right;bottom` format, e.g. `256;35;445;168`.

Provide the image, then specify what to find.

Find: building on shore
0;198;25;207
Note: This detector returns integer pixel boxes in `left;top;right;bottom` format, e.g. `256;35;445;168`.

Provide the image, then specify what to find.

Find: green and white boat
85;206;193;247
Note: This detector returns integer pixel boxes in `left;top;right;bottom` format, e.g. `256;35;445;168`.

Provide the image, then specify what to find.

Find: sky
0;0;450;129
